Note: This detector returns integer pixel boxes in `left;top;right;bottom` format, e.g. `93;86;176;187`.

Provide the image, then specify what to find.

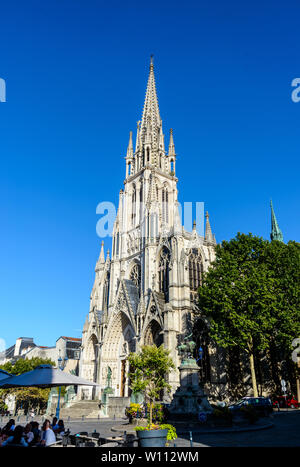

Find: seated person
53;419;65;435
1;419;16;436
51;416;58;431
40;419;56;446
24;423;34;444
29;421;41;446
2;425;28;447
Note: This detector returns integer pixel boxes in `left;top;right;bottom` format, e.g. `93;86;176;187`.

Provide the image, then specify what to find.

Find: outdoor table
105;436;124;445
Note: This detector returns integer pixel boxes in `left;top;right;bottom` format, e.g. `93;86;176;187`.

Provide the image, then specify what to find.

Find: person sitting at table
1;419;16;436
53;419;65;435
2;425;28;447
24;423;34;444
40;419;56;446
51;416;58;431
29;421;41;446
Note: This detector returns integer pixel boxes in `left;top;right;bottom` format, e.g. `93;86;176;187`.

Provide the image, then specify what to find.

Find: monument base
168;358;212;420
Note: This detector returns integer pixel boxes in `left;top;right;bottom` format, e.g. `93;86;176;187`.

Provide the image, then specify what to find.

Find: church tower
270;200;283;242
79;58;217;404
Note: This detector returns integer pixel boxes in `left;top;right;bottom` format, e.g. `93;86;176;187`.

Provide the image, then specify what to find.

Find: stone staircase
59;400;101;419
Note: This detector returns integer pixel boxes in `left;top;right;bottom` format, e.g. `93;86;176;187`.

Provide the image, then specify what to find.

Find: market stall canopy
0;369;12;381
0;365;99;388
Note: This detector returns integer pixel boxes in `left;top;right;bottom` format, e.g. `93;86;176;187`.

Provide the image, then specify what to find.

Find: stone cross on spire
270;200;283;242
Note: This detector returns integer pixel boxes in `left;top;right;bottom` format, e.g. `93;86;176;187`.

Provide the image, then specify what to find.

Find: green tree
197;233;279;397
261;240;300;355
128;345;175;425
0;357;55;414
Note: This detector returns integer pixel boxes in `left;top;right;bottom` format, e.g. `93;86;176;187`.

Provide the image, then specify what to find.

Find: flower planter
136;429;168;447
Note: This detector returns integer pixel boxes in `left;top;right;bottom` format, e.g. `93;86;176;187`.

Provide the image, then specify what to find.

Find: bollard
68;416;70;422
98;414;100;420
113;414;115;421
189;431;193;447
82;415;84;421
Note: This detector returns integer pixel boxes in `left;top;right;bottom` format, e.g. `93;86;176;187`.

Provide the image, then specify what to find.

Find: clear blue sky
0;0;299;349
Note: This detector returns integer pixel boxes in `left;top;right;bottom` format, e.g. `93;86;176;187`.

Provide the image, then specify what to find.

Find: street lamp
56;351;68;419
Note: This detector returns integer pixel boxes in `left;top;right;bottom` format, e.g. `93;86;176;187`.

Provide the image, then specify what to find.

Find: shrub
212;406;232;422
240;405;259;424
125;403;145;421
135;423;177;442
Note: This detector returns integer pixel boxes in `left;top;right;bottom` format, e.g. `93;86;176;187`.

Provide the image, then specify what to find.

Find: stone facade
79;59;219;403
0;336;81;375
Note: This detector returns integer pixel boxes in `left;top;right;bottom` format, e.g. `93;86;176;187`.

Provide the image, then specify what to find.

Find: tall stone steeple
140;56;161;144
205;212;214;243
134;56;167;171
270;200;283;242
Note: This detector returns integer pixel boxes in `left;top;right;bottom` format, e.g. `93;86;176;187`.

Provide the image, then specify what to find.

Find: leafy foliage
0;357;55;414
197;233;300;396
135;423;177;441
128;345;175;425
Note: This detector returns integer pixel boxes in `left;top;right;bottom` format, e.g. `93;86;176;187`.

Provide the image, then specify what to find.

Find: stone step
60;400;100;418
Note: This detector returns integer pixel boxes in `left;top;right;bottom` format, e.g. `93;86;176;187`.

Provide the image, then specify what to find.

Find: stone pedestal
168;358;212;420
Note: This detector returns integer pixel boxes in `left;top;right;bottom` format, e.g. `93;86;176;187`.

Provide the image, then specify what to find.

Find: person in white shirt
40;420;56;446
24;423;34;444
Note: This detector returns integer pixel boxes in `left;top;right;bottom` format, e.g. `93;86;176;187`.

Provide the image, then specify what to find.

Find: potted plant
128;345;176;447
125;403;146;425
135;423;177;447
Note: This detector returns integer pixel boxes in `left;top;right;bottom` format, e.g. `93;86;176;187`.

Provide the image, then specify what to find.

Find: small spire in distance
205;211;214;243
126;131;134;159
270;200;283;242
168;128;176;157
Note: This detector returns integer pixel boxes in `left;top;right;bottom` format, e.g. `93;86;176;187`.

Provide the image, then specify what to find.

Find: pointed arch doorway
101;311;136;397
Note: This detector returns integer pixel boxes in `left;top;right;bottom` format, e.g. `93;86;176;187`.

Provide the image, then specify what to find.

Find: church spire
270;200;283;242
126;131;133;158
168;128;176;156
205;211;214;243
95;241;105;272
140;56;161;146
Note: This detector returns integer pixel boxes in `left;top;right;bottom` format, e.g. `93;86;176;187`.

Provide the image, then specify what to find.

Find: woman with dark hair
51;416;58;430
53;419;65;435
29;421;41;446
2;425;28;447
1;419;16;436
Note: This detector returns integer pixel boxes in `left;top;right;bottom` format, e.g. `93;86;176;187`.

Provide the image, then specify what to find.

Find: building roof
59;336;82;342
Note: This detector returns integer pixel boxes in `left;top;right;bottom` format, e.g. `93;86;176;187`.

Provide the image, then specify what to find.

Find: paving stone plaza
1;410;299;447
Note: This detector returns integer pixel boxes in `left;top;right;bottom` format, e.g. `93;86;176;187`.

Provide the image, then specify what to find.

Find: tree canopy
0;357;56;414
197;233;300;396
128;345;175;425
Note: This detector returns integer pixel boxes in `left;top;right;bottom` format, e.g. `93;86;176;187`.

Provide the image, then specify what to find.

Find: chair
100;442;119;447
89;432;100;439
78;431;88;436
123;434;138;447
85;441;96;447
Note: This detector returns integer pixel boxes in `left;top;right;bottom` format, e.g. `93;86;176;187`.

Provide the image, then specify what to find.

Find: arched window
131;185;136;227
162;186;169;224
158;246;170;302
150;213;158;241
102;272;110;311
116;232;120;256
147;147;150;163
139;183;143;221
188;248;203;301
130;263;141;296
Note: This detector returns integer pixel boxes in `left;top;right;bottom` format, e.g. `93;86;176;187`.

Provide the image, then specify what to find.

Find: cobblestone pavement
1;410;299;447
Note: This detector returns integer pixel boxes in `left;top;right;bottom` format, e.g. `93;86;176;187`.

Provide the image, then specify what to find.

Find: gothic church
79;58;218;402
